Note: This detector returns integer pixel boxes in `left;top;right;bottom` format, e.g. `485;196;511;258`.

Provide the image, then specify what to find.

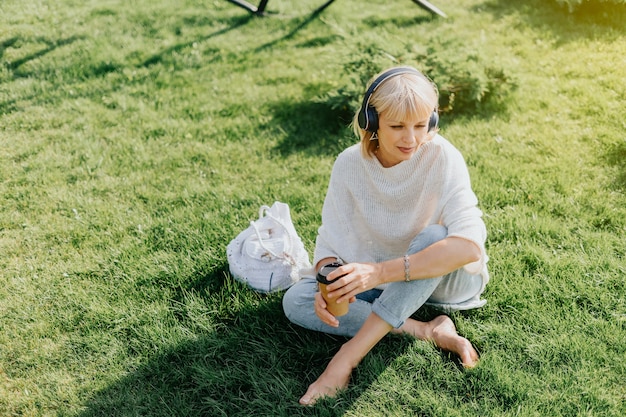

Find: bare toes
430;315;479;368
299;364;351;406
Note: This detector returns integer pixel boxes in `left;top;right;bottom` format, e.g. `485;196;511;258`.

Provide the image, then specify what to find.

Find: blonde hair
352;66;439;158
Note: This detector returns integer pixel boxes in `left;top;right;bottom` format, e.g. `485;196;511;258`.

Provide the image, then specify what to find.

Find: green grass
1;0;625;416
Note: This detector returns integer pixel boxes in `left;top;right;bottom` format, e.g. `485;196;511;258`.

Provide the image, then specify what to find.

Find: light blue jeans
282;225;484;337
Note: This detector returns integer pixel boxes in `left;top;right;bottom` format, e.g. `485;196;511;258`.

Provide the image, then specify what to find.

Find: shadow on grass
140;14;254;67
265;89;513;159
253;0;438;52
362;13;436;28
77;262;468;416
604;140;626;190
0;37;19;59
77;299;327;416
0;13;251;114
478;0;626;42
265;98;355;157
0;35;88;114
253;0;337;52
75;269;419;416
2;35;85;72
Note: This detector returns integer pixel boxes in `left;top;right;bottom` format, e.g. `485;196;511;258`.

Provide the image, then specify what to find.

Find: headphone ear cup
358;104;380;133
365;106;379;133
428;110;439;132
357;106;367;130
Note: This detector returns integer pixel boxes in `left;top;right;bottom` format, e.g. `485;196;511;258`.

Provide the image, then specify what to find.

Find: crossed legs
285;225;482;405
299;312;478;405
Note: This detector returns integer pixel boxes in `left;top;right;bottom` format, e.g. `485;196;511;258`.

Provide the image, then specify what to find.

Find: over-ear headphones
357;67;439;134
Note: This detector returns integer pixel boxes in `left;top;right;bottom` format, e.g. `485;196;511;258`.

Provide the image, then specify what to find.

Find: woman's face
375;111;432;168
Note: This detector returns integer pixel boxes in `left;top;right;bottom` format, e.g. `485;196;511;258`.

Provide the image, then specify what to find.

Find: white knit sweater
314;135;488;284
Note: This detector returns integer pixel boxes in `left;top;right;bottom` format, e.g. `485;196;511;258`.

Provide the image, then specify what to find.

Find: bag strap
249;205;294;262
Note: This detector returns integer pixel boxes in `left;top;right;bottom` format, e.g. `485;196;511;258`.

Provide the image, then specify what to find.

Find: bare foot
397;316;479;368
299;349;354;406
430;315;479;368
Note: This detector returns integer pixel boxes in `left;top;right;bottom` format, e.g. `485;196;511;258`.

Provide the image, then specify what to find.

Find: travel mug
316;262;349;317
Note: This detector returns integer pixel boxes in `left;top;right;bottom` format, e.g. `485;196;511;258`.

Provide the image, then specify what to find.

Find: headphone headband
357;67;438;134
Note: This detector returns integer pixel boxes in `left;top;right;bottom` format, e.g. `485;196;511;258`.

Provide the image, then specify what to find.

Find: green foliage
312;44;398;122
416;41;517;114
315;39;517;119
555;0;626;12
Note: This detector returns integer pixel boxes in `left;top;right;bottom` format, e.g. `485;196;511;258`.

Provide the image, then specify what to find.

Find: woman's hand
314;291;357;327
324;262;384;304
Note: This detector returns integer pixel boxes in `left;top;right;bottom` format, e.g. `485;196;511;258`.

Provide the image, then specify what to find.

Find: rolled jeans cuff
372;297;406;329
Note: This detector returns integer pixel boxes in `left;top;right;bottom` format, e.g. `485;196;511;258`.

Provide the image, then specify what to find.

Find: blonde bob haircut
352;66;440;159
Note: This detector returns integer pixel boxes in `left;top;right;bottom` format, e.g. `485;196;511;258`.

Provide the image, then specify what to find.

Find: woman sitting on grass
282;66;490;406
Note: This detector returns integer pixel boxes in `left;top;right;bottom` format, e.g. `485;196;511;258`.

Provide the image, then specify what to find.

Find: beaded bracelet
404;254;411;282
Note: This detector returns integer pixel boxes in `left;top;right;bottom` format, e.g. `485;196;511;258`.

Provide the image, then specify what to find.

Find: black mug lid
316;262;345;285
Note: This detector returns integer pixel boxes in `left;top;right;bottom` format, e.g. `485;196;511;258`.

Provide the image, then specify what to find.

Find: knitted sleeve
438;146;487;274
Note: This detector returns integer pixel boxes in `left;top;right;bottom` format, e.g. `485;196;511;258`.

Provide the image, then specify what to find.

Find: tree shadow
76;264;435;416
604;140;626;191
75;252;476;416
77;300;323;416
265;98;355;157
476;0;626;43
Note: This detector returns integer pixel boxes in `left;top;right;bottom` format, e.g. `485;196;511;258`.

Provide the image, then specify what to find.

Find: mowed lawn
1;0;625;416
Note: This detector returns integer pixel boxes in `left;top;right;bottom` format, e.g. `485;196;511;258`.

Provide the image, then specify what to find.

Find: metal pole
224;0;259;14
410;0;447;18
256;0;269;15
